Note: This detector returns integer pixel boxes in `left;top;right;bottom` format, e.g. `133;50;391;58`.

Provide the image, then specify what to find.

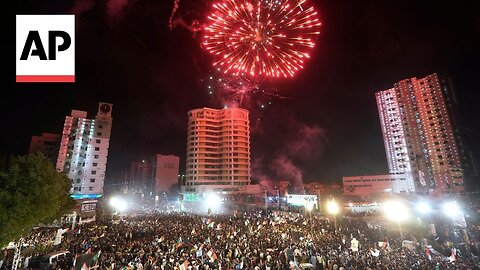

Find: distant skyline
3;0;480;186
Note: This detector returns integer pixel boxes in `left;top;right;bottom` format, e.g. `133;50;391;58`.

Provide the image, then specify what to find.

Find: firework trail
168;0;180;30
203;69;290;110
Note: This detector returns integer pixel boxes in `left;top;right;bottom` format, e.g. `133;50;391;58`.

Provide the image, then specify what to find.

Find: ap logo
16;15;75;83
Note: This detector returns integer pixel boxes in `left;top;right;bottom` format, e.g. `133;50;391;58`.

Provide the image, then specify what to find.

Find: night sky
3;0;480;186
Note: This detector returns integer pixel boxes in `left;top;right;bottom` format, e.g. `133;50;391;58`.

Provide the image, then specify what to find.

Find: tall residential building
152;154;180;194
29;133;61;164
183;107;251;194
56;103;113;195
376;73;464;193
129;160;152;192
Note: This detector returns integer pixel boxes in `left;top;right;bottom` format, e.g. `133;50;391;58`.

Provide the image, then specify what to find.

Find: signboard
184;192;200;202
286;194;318;209
81;202;96;213
71;194;103;200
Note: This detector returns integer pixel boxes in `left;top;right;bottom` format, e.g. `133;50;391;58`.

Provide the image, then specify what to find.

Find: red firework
203;0;321;78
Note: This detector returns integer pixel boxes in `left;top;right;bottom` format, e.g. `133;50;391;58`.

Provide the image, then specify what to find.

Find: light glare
384;200;408;222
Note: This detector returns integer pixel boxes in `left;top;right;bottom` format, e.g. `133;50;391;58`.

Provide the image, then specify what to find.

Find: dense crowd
2;209;480;270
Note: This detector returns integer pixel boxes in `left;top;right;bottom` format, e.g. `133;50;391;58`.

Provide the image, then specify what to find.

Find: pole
398;221;403;238
71;211;77;231
333;215;337;232
12;238;23;270
264;189;268;214
276;188;280;210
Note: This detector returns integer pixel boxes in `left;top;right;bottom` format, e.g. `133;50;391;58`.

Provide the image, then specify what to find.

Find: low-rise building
343;174;412;196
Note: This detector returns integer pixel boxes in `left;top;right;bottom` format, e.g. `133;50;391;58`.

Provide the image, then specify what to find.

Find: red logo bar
16;75;75;83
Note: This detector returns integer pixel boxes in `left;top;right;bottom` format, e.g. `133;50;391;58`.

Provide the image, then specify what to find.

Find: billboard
286;194;318;209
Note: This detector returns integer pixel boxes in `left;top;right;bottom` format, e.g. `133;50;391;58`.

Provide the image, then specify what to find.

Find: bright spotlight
442;201;461;218
110;196;128;212
327;200;339;215
416;202;432;214
383;200;409;222
203;192;222;212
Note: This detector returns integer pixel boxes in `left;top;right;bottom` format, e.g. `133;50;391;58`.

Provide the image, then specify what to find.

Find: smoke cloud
286;125;326;160
270;154;303;186
252;114;327;191
71;0;137;25
71;0;95;16
106;0;136;25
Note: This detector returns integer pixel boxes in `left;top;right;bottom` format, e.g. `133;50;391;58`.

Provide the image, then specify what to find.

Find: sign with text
16;15;75;82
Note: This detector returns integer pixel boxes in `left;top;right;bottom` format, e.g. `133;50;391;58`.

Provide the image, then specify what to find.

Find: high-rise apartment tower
376;73;464;192
183;107;251;194
56;103;113;195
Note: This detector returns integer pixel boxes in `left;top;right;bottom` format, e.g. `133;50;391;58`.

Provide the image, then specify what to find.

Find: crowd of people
2;207;480;270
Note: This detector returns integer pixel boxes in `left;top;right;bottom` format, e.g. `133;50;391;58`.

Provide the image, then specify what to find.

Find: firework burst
203;0;321;78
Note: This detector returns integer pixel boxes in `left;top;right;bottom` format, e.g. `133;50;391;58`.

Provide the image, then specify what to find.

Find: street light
327;200;340;232
383;200;409;237
263;188;268;214
305;201;315;229
275;187;280;210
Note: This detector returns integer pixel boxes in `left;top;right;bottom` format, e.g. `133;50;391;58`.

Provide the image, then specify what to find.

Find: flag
180;260;189;270
176;237;183;249
86;247;92;253
449;248;457;262
208;222;215;229
93;250;101;262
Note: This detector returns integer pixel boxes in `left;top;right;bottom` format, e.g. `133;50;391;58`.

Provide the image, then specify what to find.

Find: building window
94;155;99;159
76;179;81;183
97;132;102;136
98;125;103;129
95;147;100;151
89;187;94;191
93;163;98;167
92;170;96;175
90;178;95;183
96;139;101;143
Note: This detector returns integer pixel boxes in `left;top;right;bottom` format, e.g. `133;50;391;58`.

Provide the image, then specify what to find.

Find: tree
0;153;75;247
